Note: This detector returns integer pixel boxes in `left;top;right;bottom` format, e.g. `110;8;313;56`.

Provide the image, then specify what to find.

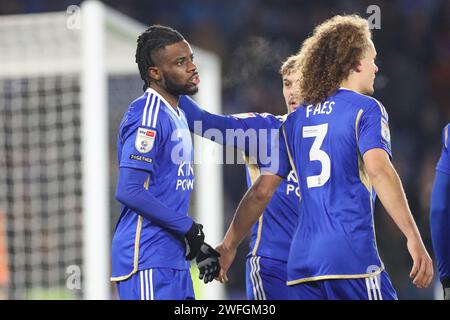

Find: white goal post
0;0;224;300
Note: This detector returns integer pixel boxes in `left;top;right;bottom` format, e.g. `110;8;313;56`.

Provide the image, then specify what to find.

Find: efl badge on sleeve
135;127;156;153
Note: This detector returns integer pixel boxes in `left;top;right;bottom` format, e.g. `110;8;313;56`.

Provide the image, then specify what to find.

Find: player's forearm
223;175;281;250
430;170;450;280
115;167;193;235
223;189;271;250
370;161;421;240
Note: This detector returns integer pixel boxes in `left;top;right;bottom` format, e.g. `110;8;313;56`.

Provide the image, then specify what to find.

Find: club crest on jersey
135;127;156;153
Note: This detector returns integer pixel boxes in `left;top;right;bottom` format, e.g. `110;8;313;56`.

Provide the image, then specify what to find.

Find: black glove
184;222;204;260
442;278;450;300
196;242;221;284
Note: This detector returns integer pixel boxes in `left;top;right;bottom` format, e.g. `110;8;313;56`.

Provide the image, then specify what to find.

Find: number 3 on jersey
302;124;330;188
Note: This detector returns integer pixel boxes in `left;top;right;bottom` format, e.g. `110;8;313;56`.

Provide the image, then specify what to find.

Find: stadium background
1;0;449;299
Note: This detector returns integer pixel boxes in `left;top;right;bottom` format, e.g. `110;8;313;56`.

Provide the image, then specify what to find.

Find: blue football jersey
178;95;301;264
111;88;194;280
430;123;450;283
276;88;392;284
436;124;450;175
234;113;299;262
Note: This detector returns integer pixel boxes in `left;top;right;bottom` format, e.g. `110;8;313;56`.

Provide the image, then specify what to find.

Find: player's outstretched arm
179;95;246;137
363;148;434;289
116;167;208;260
430;170;450;299
216;173;283;283
179;95;273;155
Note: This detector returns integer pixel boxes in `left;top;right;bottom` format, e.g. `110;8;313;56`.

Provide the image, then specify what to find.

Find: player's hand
407;237;433;288
215;242;237;284
184;222;204;260
196;242;221;284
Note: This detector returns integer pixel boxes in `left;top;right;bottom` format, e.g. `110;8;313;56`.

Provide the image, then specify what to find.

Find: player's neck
339;79;363;95
149;84;179;108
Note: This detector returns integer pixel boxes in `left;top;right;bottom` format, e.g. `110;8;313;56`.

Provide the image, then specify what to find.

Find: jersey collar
338;87;355;92
145;88;182;119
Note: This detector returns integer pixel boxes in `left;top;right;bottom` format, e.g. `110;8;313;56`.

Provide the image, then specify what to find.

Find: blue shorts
116;268;195;300
288;270;398;300
246;255;289;300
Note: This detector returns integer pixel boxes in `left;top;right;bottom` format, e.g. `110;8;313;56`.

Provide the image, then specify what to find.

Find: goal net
0;1;223;299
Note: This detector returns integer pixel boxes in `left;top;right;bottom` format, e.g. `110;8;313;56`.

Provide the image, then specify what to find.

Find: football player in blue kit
430;123;450;300
216;15;433;300
111;25;219;300
178;55;301;299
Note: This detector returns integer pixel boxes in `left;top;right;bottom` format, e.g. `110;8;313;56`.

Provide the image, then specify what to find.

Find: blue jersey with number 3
431;123;450;282
437;124;450;175
275;88;392;284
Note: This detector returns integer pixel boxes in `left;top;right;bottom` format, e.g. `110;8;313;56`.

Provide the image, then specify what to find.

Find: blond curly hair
297;15;372;105
280;54;298;76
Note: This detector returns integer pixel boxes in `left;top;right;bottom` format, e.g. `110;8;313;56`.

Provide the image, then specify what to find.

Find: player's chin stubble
165;76;199;96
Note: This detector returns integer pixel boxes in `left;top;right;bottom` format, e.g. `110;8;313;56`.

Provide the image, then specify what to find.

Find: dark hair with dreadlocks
135;25;184;91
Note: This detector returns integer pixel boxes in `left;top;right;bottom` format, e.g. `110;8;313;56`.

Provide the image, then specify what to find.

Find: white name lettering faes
306;101;334;118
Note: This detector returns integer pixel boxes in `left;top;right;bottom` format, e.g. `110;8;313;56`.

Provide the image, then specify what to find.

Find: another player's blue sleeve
178;95;282;157
436;124;450;175
178;95;242;135
115;167;193;235
259;123;292;178
431;124;450;283
430;170;450;282
357;101;392;158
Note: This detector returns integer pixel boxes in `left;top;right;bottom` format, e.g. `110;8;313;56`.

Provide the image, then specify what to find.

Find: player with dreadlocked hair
135;25;183;91
111;25;220;300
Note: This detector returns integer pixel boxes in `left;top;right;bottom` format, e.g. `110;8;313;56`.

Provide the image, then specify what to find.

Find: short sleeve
357;100;392;158
259;123;292;178
436;124;450;175
119;118;165;173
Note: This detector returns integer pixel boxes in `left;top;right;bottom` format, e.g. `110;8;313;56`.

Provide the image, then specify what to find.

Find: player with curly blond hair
217;14;433;300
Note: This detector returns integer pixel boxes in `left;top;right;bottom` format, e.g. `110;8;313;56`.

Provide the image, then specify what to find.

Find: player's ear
148;66;161;82
354;61;363;73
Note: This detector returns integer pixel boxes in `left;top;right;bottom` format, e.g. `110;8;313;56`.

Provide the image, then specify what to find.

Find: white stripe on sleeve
142;93;153;126
151;98;161;128
146;96;157;127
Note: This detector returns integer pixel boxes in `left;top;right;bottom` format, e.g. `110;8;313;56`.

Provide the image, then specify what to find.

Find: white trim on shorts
365;275;383;300
250;256;266;300
140;269;154;300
